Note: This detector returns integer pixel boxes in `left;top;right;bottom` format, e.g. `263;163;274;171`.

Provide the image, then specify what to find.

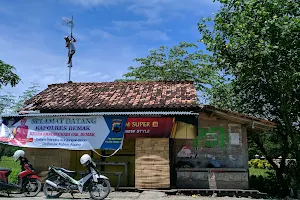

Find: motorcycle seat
55;167;77;174
50;166;77;175
59;168;76;174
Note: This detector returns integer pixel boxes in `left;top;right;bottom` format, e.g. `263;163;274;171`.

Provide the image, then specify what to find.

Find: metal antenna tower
62;16;75;83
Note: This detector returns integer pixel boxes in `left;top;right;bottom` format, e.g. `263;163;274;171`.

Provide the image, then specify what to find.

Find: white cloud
112;21;145;30
88;28;115;39
67;0;121;7
111;17;164;30
0;22;138;98
127;0;219;22
70;0;220;35
70;0;219;20
136;30;170;41
0;0;219;101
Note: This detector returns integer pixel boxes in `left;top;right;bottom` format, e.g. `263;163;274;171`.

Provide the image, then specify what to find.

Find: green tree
0;84;40;114
11;83;40;112
0;60;21;114
198;0;300;196
0;60;20;89
0;84;39;160
0;93;16;115
204;81;237;110
0;59;21;159
120;42;221;91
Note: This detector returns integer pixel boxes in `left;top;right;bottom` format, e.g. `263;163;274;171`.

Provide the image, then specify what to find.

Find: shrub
249;159;273;170
265;162;273;170
0;156;21;183
0;144;22;160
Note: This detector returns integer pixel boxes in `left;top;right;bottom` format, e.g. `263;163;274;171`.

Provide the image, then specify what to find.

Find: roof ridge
48;80;195;87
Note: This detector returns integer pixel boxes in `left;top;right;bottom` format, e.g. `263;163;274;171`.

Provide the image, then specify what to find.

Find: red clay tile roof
22;81;198;112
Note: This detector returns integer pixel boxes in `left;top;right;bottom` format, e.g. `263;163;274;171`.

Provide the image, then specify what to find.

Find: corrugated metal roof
0;111;198;118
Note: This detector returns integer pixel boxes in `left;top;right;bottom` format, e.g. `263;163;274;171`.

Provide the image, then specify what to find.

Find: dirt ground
0;191;268;200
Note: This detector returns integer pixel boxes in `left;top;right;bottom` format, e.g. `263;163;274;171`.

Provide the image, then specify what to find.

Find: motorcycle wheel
89;178;111;200
43;176;63;198
23;179;42;197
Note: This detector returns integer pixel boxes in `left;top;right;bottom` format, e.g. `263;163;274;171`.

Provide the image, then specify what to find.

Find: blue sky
0;0;220;97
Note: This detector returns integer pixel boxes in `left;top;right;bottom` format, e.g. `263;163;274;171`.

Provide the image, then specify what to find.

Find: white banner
0;116;128;150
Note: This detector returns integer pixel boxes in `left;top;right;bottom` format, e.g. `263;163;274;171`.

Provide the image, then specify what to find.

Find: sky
0;0;221;97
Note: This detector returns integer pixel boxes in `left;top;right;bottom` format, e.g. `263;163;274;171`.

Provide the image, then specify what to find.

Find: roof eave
203;109;276;132
0;111;199;118
20;106;200;113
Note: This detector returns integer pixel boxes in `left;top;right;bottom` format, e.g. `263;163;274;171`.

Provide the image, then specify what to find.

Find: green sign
194;127;229;149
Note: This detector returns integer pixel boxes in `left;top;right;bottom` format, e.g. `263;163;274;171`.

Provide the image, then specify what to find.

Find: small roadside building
1;81;275;190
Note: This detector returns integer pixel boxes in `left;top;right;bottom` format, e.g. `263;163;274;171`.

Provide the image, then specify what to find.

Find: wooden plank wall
69;138;136;187
135;138;170;189
24;148;71;181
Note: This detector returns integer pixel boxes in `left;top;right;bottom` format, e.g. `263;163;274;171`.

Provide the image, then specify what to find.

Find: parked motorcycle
0;150;41;197
43;154;111;200
0;167;21;195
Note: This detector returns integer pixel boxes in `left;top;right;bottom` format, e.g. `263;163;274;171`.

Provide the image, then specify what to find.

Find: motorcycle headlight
48;166;51;170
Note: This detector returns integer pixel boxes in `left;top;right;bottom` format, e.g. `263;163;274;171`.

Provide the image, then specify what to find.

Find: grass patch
249;167;271;177
0;156;21;183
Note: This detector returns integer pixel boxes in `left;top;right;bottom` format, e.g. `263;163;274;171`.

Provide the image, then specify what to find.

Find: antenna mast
62;16;75;83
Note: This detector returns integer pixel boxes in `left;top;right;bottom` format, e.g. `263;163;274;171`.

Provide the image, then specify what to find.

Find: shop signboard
124;117;174;138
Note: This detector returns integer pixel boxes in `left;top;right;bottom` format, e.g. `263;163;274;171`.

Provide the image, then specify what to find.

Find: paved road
0;191;264;200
